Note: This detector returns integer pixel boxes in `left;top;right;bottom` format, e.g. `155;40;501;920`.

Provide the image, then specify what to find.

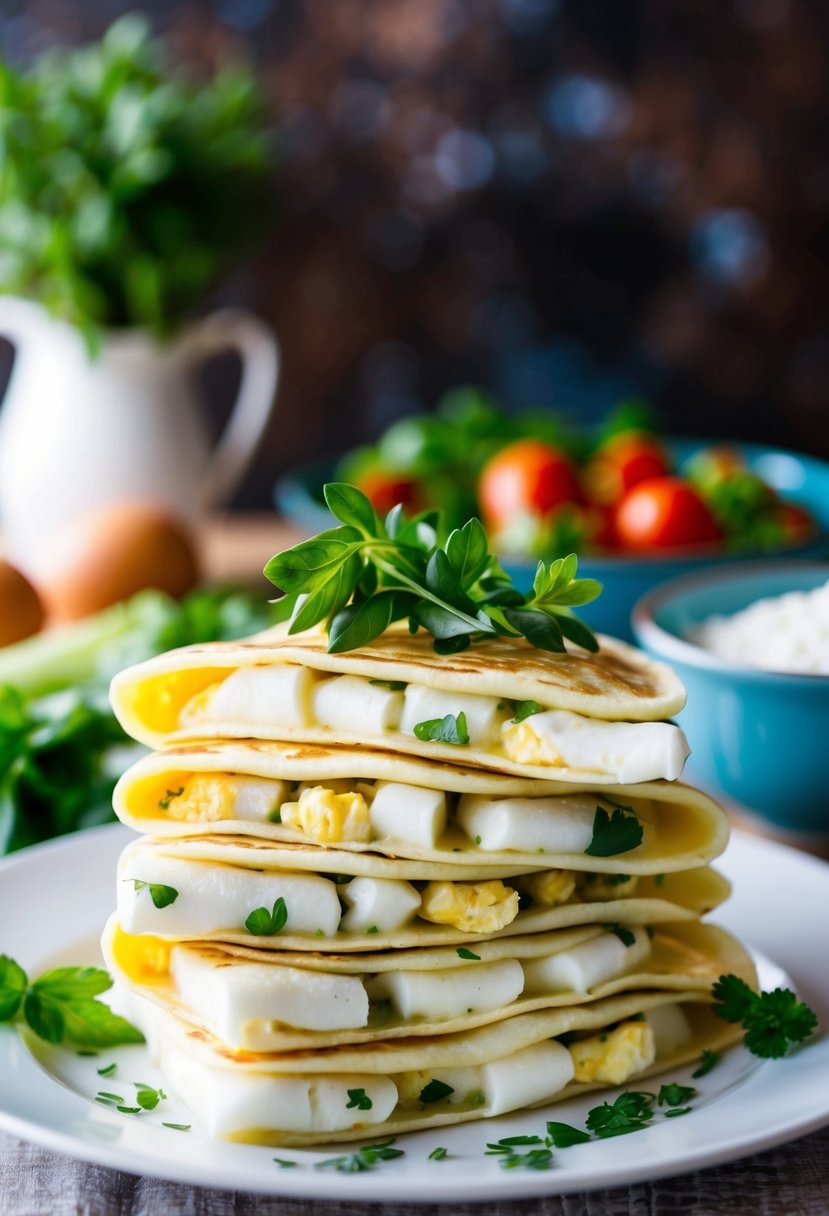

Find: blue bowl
632;562;829;834
274;440;829;641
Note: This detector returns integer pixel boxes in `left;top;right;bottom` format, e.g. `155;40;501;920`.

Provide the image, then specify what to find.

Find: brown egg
0;559;45;645
38;501;201;623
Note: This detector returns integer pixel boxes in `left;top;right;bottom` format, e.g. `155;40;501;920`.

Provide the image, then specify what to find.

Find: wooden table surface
2;513;827;1215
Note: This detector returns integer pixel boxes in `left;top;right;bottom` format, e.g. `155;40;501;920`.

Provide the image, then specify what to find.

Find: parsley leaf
511;700;542;723
244;896;288;936
0;955;28;1021
657;1083;696;1107
346;1087;373;1111
584;805;643;857
485;1140;554;1170
419;1079;454;1103
8;963;145;1047
585;1090;655;1138
428;1146;448;1160
413;712;469;745
692;1049;721;1078
712;974;818;1058
546;1121;592;1147
131;879;178;909
456;947;481;961
315;1138;404;1172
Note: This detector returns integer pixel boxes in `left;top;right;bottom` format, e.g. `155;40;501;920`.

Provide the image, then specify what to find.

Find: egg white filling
155;927;651;1047
178;668;688;782
125;991;692;1138
150;775;647;861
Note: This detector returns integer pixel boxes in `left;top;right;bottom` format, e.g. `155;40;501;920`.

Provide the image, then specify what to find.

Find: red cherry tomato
583;431;671;506
356;472;421;517
615;476;722;551
479;439;581;527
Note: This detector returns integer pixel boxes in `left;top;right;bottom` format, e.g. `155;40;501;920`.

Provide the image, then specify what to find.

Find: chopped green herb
604;923;636;947
76;1050;98;1057
314;929;325;938
413;712;469;746
0;957;144;1048
664;1107;692;1118
116;1105;142;1115
466;1088;486;1106
134;1083;166;1111
657;1083;697;1108
96;1092;124;1103
585;1090;655;1138
485;1140;554;1170
486;1135;544;1148
245;896;288;937
158;787;184;810
315;1138;404;1172
654;873;665;887
96;1062;117;1078
419;1079;454;1103
428;1146;448;1160
131;879;179;909
346;1087;373;1111
511;700;543;723
584;805;643;858
267;806;282;824
456;947;480;961
711;974;818;1058
369;679;407;691
474;835;482;845
545;1121;591;1147
366;925;379;935
274;1157;298;1167
692;1049;721;1078
375;999;392;1026
162;1123;192;1132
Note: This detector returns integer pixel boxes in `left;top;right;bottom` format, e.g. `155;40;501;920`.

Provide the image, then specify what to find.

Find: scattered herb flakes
76;1050;98;1058
545;1121;591;1148
466;1089;486;1106
315;1138;404;1173
131;879;179;909
413;712;470;746
419;1079;454;1104
245;896;288;937
369;679;407;691
485;1139;554;1171
274;1157;298;1167
585;1090;655;1138
428;1146;448;1161
664;1107;692;1118
134;1083;166;1111
375;999;392;1026
692;1050;721;1078
654;873;666;887
584;805;643;858
657;1083;697;1108
163;1123;192;1132
474;835;482;845
366;925;379;935
487;1135;544;1148
96;1062;117;1077
604;923;636;947
158;787;184;810
511;700;543;723
116;1105;142;1115
712;974;817;1058
346;1088;373;1111
456;947;480;961
95;1091;124;1104
267;807;282;824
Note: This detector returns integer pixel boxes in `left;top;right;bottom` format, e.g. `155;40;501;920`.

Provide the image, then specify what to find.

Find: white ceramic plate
0;824;827;1201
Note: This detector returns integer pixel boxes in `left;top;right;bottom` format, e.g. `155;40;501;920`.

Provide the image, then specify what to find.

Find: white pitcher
0;296;279;575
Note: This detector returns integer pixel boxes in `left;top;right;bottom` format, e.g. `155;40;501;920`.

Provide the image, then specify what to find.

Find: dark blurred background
3;0;829;506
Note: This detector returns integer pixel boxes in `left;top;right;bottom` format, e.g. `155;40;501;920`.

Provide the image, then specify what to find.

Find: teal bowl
632;562;829;833
274;440;829;641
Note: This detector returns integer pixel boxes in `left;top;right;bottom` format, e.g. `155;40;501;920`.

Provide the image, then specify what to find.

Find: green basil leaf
324;483;379;536
264;527;362;595
245;896;288;936
445;518;489;585
413;712;469;745
289;553;362;634
0;955;28;1021
512;700;542;722
413;601;481;640
328;591;409;654
504;607;565;652
556;612;599;653
546;579;604;607
424;550;481;616
24;990;65;1043
419;1079;454;1103
31;966;112;1002
433;634;471;655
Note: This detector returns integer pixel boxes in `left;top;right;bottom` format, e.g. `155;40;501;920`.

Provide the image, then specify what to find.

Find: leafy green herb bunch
0;14;273;341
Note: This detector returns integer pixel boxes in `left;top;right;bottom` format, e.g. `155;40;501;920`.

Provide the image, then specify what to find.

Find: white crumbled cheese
692;580;829;674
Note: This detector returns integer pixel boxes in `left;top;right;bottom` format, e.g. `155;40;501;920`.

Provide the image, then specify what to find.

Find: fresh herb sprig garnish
692;1049;721;1078
264;483;602;655
130;879;179;909
0;956;143;1047
711;974;817;1058
584;803;644;857
315;1137;404;1173
485;1136;554;1170
413;712;469;745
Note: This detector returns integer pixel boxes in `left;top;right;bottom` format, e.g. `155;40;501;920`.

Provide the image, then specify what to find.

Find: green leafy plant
0;14;272;341
0;956;143;1047
712;974;817;1058
265;482;602;656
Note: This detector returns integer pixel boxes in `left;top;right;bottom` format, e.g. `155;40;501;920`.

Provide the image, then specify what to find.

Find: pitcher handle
179;308;280;508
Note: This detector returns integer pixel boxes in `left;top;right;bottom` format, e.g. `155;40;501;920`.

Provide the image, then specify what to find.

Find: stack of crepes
104;623;756;1147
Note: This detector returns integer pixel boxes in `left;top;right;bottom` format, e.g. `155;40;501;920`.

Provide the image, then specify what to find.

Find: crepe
116;834;730;951
105;916;754;1052
113;739;728;872
109;623;690;784
117;984;749;1145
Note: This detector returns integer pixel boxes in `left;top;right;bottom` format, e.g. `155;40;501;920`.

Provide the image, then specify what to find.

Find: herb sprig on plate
0;956;143;1047
265;483;602;655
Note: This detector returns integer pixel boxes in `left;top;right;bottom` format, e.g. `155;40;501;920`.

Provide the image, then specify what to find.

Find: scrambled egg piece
569;1020;655;1085
280;785;371;844
418;880;519;933
514;869;576;907
576;873;640;902
161;775;234;823
178;682;222;728
501;721;562;767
